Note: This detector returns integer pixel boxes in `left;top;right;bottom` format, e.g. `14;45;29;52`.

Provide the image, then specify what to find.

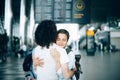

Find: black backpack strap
30;68;37;79
66;47;72;54
74;54;83;80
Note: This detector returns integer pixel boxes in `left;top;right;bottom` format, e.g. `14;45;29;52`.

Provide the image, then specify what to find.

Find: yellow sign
86;30;94;36
74;13;84;18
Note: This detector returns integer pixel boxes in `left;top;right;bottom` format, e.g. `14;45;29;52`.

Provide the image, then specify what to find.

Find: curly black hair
35;20;57;48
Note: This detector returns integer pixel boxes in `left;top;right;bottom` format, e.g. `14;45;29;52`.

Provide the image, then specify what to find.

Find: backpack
23;52;32;71
23;49;37;79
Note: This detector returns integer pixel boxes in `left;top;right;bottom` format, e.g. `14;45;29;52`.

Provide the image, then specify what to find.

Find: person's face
56;33;68;48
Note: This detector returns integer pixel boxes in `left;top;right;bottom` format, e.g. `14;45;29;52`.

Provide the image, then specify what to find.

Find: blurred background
0;0;120;80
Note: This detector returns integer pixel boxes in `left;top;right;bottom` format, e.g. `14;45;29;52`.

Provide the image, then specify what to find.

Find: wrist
71;68;76;73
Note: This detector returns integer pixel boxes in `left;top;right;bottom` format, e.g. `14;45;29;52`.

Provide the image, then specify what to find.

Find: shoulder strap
66;47;72;54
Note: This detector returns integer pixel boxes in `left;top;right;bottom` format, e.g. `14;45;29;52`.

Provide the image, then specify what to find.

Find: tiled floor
0;55;25;80
0;50;120;80
80;50;120;80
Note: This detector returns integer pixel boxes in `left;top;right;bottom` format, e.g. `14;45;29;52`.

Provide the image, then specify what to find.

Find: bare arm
50;48;76;79
61;63;76;79
50;48;61;71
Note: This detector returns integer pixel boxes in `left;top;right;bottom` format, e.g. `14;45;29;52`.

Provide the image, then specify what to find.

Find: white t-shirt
32;43;69;80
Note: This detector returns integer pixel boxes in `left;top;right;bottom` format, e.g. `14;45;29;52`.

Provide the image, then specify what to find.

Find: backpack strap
66;47;72;54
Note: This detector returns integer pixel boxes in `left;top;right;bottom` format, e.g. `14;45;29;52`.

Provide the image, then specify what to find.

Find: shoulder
53;43;66;52
32;45;41;54
34;45;41;50
68;51;75;59
52;43;69;63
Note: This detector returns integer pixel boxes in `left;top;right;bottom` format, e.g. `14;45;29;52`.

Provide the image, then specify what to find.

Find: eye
56;38;60;41
63;39;67;42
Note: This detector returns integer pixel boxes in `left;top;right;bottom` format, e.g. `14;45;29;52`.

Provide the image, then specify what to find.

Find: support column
28;0;35;44
4;0;12;36
20;0;26;44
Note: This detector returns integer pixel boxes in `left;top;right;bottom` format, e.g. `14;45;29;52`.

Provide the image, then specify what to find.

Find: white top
32;43;69;80
68;51;75;69
57;50;75;80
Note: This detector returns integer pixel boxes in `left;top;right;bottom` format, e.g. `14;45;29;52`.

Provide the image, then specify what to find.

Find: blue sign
72;0;91;24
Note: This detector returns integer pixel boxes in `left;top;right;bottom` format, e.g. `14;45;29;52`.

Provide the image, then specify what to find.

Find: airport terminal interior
0;0;120;80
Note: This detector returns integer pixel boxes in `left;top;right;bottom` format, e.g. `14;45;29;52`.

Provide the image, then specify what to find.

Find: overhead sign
72;0;91;24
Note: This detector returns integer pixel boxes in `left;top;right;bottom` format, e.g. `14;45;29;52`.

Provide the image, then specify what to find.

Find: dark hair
56;29;70;41
35;20;57;48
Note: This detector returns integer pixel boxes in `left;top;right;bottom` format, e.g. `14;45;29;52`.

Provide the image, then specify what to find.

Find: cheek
62;41;67;46
56;41;61;45
65;42;67;45
64;42;67;46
